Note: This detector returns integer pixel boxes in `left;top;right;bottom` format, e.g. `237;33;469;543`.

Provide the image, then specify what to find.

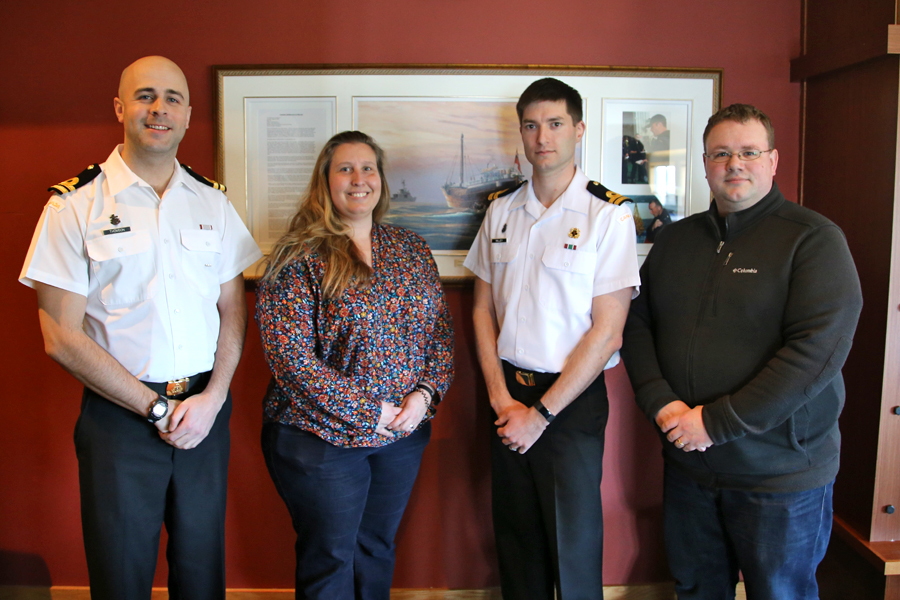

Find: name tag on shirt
102;227;131;235
491;238;507;244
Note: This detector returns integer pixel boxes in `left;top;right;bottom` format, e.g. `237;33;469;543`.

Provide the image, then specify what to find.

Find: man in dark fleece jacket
622;104;862;600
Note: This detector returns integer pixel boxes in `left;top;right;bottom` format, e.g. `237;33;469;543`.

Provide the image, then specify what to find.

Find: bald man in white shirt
20;56;262;600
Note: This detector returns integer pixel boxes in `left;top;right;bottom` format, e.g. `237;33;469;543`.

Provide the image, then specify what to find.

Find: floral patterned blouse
256;224;454;448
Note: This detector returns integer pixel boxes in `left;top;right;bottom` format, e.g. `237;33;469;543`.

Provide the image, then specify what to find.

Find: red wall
0;0;801;589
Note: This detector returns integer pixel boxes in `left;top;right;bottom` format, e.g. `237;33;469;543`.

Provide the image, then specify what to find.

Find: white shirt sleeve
216;198;263;283
19;196;90;296
592;204;641;299
463;205;494;283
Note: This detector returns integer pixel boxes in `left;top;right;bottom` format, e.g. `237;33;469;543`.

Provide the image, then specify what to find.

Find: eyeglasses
704;149;774;163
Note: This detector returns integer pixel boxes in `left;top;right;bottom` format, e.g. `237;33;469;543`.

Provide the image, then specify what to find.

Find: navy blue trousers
75;387;231;600
664;465;833;600
262;421;430;600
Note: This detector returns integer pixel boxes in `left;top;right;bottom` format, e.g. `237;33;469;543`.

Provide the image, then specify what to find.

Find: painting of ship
391;180;416;202
442;134;524;213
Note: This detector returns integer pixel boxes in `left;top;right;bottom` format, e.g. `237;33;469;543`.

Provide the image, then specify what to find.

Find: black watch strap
533;400;555;423
147;395;169;423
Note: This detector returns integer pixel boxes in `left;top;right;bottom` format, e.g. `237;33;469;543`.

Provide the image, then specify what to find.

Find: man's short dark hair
703;103;775;151
516;78;583;125
648;197;662;208
649;114;667;127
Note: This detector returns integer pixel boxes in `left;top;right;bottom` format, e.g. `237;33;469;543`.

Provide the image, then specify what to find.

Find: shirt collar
509;165;590;218
103;145;191;197
168;160;197;196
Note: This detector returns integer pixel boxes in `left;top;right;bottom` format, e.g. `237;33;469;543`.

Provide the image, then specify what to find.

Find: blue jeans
262;421;431;600
664;465;832;600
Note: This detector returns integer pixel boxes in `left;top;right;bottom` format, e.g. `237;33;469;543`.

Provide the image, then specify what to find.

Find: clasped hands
495;397;547;455
153;392;223;450
656;400;713;453
376;389;431;437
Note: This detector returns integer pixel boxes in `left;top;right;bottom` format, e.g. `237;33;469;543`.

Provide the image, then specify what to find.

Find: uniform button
174;309;180;314
524;285;530;291
163;238;169;244
520;317;526;322
117;247;124;252
564;261;570;267
529;253;534;259
206;241;211;247
517;349;524;354
178;344;183;350
168;274;174;279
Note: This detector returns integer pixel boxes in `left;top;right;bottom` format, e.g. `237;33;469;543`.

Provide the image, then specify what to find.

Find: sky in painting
356;98;528;205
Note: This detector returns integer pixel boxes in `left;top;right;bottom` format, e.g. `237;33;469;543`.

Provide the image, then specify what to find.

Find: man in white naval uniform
465;78;640;599
19;56;262;599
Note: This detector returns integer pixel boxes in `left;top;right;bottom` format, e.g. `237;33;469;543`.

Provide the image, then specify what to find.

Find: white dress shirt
464;166;640;373
20;146;263;382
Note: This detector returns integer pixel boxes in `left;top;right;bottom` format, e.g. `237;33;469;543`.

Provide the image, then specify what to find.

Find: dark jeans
664;465;833;600
491;362;608;600
262;421;431;600
75;386;231;600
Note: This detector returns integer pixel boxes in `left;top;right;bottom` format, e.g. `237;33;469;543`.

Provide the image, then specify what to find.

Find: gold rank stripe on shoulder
48;164;102;196
587;180;631;205
182;164;226;192
487;179;527;201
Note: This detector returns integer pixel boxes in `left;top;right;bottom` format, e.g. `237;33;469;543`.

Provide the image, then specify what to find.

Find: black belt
502;361;559;387
142;371;211;398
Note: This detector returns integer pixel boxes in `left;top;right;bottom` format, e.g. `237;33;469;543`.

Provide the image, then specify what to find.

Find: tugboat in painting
390;180;416;203
442;134;524;213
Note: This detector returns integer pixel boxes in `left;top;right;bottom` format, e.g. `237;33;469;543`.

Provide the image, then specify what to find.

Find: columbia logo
733;268;758;274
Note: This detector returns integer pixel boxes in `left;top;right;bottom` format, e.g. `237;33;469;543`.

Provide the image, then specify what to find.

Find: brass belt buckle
515;370;535;387
166;377;190;397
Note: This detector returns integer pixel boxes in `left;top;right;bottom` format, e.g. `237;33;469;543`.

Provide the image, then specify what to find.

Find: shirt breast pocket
86;230;157;306
490;242;520;306
539;246;596;312
180;229;223;300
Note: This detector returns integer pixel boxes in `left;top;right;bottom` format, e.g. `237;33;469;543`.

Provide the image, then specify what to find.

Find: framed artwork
601;99;696;251
215;65;722;280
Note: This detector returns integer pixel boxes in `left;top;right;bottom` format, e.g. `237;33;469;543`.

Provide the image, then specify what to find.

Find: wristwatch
147;396;169;424
533;400;555;424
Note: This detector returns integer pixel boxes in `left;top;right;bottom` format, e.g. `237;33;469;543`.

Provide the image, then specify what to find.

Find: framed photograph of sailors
216;65;721;279
601;98;713;255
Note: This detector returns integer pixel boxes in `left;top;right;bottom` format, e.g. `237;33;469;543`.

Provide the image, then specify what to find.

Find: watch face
152;400;168;418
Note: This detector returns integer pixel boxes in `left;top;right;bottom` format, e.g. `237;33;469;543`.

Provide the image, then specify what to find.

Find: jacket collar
707;182;785;240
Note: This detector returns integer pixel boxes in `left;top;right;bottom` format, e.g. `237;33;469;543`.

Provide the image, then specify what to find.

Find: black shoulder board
587;180;632;205
487;179;527;202
48;164;102;196
182;164;227;192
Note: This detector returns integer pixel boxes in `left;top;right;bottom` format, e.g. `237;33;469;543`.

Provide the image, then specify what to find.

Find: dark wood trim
790;26;893;81
833;515;900;576
870;97;900;541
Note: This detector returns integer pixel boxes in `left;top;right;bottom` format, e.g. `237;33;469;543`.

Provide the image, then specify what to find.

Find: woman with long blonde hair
256;131;453;599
